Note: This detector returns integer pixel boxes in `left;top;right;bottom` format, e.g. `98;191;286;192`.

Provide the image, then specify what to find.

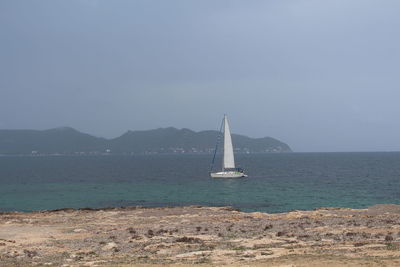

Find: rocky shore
1;205;400;266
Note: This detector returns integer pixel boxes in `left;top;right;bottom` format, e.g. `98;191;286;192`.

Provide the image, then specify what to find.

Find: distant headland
0;127;291;155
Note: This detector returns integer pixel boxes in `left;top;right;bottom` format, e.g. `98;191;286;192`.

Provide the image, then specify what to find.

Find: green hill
0;127;292;155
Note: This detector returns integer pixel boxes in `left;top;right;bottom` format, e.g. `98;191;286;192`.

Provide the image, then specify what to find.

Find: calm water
1;153;400;213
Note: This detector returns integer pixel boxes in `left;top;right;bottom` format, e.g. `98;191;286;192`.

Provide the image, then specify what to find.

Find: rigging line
209;117;224;172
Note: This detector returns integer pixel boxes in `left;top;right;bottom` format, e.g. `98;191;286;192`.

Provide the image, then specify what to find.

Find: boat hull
210;171;248;179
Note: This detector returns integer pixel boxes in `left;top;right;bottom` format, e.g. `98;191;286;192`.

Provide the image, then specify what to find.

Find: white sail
210;114;247;178
223;115;235;169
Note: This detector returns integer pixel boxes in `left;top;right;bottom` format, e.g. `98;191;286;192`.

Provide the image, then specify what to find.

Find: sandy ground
1;205;400;266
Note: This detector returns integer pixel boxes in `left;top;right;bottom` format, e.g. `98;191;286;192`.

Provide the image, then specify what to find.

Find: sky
1;0;400;152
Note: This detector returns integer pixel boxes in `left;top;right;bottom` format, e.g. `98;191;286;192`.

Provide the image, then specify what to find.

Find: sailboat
210;115;248;178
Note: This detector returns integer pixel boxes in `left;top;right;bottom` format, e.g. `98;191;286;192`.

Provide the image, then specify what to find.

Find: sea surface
1;153;400;213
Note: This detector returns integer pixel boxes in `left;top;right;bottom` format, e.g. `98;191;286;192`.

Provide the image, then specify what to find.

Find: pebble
102;242;117;251
83;261;97;266
73;228;86;233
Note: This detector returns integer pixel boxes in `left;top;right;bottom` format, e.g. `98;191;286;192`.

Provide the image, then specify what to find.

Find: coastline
1;205;400;266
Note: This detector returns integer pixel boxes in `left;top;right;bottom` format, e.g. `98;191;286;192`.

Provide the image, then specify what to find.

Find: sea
1;152;400;213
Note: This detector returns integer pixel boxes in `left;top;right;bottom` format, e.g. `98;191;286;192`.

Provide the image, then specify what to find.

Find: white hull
210;171;248;179
210;115;248;179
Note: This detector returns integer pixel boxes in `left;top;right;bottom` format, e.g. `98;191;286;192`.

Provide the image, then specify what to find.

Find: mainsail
210;114;247;178
223;115;235;169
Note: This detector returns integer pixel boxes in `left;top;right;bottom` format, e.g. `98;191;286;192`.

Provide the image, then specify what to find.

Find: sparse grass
253;243;275;249
60;251;70;258
225;233;237;239
175;236;202;243
260;250;273;256
232;246;247;251
6;206;400;266
194;257;211;264
386;243;400;250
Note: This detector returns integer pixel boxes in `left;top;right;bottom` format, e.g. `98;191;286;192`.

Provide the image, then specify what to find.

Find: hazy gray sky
1;0;400;152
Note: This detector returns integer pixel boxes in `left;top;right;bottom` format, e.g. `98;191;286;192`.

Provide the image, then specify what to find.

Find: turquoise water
1;153;400;213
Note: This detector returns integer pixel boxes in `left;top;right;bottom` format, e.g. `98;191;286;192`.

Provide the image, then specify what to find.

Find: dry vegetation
1;204;400;266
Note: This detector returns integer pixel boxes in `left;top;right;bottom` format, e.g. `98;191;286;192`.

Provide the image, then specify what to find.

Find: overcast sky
1;0;400;152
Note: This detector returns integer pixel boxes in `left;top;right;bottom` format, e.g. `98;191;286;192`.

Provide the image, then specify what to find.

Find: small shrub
156;229;168;235
147;229;154;238
23;250;38;257
385;235;394;241
276;231;287;237
261;251;273;256
346;232;356;237
176;236;202;243
354;242;366;247
264;224;273;231
127;227;136;234
232;246;246;251
386;243;398;250
169;228;178;235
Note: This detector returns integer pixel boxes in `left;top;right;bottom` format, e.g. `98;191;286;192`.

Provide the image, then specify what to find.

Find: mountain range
0;127;292;155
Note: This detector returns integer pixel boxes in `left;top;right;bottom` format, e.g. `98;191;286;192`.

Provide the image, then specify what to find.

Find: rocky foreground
1;205;400;266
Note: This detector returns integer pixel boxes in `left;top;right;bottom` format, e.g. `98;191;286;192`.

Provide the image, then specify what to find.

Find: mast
223;115;235;170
